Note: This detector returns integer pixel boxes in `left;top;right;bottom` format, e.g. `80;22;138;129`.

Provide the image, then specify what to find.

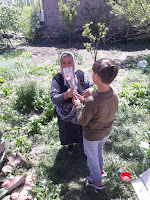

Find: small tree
58;0;80;44
0;0;22;48
108;0;150;37
82;22;109;62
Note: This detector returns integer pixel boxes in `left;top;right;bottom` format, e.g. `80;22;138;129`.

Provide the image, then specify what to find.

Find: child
50;52;94;155
73;58;119;189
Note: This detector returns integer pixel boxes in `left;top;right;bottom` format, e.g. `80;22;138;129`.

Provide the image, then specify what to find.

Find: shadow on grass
17;37;150;52
46;144;89;184
0;48;25;58
43;143;134;200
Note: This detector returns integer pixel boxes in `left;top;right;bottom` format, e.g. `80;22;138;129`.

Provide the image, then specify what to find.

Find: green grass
0;47;150;199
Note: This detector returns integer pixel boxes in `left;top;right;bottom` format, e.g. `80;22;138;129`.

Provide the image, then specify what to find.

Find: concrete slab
2;175;25;192
140;168;150;193
131;168;150;200
131;178;150;200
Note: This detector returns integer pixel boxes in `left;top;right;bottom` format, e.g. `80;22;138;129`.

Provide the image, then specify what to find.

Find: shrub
20;2;42;42
58;0;80;44
14;81;37;114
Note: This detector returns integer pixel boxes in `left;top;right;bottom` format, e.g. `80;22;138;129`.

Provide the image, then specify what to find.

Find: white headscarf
56;52;78;124
58;52;77;86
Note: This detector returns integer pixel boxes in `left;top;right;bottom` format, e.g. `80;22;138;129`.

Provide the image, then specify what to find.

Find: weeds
0;48;150;199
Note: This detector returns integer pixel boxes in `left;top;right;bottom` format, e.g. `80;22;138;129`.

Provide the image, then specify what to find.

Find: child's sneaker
85;176;104;190
101;170;107;177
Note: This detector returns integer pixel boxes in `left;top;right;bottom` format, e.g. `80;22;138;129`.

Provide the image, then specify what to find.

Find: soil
18;41;150;67
16;39;150;92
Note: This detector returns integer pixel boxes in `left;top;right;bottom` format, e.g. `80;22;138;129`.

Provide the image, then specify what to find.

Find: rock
0;129;3;140
0;148;8;164
2;175;25;192
7;152;27;167
0;139;6;154
1;165;13;173
23;174;36;191
0;177;14;183
11;189;32;200
10;174;35;200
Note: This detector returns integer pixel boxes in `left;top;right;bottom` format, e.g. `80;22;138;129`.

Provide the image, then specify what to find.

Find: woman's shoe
85;176;104;190
67;144;73;155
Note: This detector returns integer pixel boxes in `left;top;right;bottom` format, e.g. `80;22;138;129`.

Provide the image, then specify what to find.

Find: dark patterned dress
50;70;93;145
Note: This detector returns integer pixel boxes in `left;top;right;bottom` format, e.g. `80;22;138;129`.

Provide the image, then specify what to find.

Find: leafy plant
26;115;43;135
0;0;22;48
1;84;12;96
108;0;150;38
58;0;80;44
14;81;37;114
120;83;150;112
1;49;24;59
0;77;4;85
20;1;42;42
82;22;109;61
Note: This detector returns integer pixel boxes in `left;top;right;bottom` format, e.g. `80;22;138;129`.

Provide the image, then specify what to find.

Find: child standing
73;58;119;189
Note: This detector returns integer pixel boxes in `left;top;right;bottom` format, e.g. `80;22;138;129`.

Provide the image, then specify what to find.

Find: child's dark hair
92;58;118;84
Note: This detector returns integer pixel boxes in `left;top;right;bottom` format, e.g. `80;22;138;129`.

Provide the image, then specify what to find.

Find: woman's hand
64;88;75;100
82;88;94;98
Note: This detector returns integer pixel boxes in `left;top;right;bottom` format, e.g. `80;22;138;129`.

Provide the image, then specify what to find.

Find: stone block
11;189;32;200
0;148;8;164
2;175;25;192
2;165;13;173
0;139;5;154
7;152;27;167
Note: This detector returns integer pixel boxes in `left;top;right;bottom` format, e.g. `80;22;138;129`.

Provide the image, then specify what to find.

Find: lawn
0;40;150;200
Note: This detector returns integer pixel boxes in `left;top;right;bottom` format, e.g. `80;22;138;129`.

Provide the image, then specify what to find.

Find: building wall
42;0;121;38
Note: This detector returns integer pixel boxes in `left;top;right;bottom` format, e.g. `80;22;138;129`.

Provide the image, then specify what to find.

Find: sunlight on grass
0;48;149;199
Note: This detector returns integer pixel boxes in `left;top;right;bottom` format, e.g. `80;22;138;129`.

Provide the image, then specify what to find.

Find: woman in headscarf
50;52;94;155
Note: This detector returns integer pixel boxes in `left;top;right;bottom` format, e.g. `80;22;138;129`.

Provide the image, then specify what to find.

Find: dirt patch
18;43;150;66
17;43;150;92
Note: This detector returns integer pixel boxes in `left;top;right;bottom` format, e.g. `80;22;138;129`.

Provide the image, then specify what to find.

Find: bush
14;81;37;114
21;3;42;42
14;81;56;119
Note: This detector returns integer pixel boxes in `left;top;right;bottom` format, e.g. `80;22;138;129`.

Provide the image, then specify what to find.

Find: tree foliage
0;0;22;34
0;0;22;48
82;22;109;62
58;0;80;44
20;2;42;42
108;0;150;35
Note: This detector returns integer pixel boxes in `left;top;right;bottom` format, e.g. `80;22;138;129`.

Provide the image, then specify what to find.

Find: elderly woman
50;52;93;155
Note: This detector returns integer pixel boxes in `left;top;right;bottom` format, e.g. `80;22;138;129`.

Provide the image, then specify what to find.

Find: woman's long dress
50;70;93;145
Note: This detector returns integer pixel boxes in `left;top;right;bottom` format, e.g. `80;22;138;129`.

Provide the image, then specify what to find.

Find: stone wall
42;0;122;39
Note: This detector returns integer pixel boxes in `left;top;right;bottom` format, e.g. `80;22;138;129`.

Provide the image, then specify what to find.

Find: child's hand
82;88;94;98
72;95;80;105
76;94;85;103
